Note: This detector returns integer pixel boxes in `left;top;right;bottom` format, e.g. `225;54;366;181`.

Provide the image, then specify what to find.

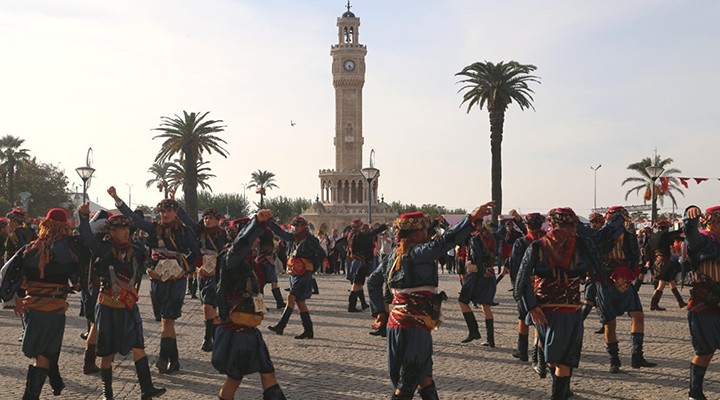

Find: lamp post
75;166;96;204
360;166;380;224
590;164;602;211
645;163;665;227
126;183;134;209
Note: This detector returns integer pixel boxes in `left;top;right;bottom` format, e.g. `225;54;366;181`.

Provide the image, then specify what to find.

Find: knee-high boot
348;291;360;312
311;278;319;294
581;304;593;320
271;287;286;309
168;338;180;373
650;289;666;311
689;362;708;400
135;356;166;400
672;287;687;308
22;365;48;400
631;332;656;368
607;342;621;373
101;367;113;400
552;376;570;400
512;333;529;361
419;382;439;400
83;344;100;375
358;289;369;310
156;337;172;374
535;341;547;378
269;308;293;335
202;319;215;352
481;319;495;347
47;353;65;396
295;311;314;339
262;383;287;400
461;311;481;343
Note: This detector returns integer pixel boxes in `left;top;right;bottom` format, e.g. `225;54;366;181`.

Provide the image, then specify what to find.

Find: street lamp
75;165;96;204
360;166;380;224
590;164;602;211
645;163;665;227
126;183;134;209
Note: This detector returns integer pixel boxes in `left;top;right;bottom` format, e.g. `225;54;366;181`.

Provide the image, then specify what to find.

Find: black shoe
511;348;529;362
631;354;657;368
594;326;605;334
461;332;481;343
268;325;284;335
155;359;168;374
167;360;180;374
80;331;89;340
481;341;495;348
201;339;213;352
533;362;547;379
369;329;386;338
348;307;362;313
294;330;314;339
689;389;708;400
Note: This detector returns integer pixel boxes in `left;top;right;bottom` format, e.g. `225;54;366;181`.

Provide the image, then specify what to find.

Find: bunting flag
670;177;720;189
660;177;670;193
679;178;689;188
695;178;708;184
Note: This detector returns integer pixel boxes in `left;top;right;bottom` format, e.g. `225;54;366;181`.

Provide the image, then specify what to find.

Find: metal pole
651;177;657;226
82;179;88;204
367;179;372;224
593;170;597;210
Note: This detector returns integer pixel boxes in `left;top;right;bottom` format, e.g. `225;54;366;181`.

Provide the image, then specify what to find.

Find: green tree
8;157;69;217
263;196;311;224
152;111;228;218
456;61;540;221
389;201;466;218
621;154;684;208
196;191;250;219
247;170;278;208
145;161;172;199
166;159;216;193
0;134;31;203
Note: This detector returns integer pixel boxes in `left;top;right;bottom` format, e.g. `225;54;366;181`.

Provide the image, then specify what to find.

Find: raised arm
77;203;100;254
177;206;200;233
229;210;273;260
369;223;388;237
107;186;155;233
267;219;294;242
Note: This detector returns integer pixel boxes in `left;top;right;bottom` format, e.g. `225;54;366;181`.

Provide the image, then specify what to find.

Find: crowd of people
0;191;719;400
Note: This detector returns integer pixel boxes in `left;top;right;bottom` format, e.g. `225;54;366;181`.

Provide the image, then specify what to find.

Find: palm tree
456;61;540;221
146;162;173;198
166;159;217;193
0;135;31;203
622;154;684;210
152;111;228;217
248;170;278;208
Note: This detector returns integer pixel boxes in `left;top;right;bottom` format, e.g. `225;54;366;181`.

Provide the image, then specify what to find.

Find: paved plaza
0;272;711;399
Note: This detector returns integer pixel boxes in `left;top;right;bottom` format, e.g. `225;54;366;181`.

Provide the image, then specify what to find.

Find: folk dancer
177;206;229;352
682;205;720;400
458;218;498;347
509;213;547;373
515;208;603;400
1;208;83;399
267;216;326;339
594;206;656;373
646;219;686;310
343;219;388;312
386;202;494;400
213;210;286;400
79;205;166;399
108;186;199;374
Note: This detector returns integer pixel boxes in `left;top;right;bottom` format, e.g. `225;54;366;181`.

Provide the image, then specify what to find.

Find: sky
1;0;719;217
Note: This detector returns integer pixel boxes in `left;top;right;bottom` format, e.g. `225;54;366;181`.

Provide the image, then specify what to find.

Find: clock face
343;60;355;71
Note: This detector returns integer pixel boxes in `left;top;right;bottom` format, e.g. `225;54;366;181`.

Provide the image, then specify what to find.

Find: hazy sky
2;0;719;217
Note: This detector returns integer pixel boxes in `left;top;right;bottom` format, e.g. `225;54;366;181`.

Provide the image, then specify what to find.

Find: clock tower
303;3;396;233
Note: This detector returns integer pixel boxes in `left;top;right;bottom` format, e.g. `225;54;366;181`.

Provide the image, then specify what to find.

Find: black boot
262;383;287;400
607;342;621;373
311;278;319;294
531;341;539;369
269;308;293;335
168;338;180;373
581;304;593;320
689;363;708;400
633;278;642;292
672;287;687;308
511;333;529;361
136;356;166;400
534;344;547;378
191;277;198;299
47;353;65;396
369;313;388;337
419;382;439;400
201;319;215;352
650;289;666;311
461;311;481;343
630;332;656;368
101;367;113;400
295;311;314;339
271;287;286;309
594;324;605;334
348;291;361;312
80;319;90;339
22;365;48;400
358;290;369;310
482;319;495;347
552;376;570;400
391;392;414;400
156;337;171;374
83;344;100;375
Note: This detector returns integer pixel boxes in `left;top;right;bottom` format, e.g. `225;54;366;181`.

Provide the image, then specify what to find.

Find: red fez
351;218;362;227
524;213;546;228
395;212;430;231
608;206;626;213
45;208;68;223
589;212;604;223
655;219;672;229
202;208;221;219
548;208;576;225
706;206;720;214
6;209;26;222
106;214;133;229
291;216;307;226
156;198;179;211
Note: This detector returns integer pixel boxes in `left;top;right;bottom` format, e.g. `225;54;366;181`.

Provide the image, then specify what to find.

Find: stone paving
0;272;712;399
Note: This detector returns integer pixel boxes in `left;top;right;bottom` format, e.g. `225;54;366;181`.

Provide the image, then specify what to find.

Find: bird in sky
290;120;296;127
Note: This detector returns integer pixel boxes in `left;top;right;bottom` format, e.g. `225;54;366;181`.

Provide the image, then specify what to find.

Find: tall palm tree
0;134;31;203
166;159;217;193
248;170;278;208
146;162;173;198
456;61;540;221
622;154;684;209
152;111;228;217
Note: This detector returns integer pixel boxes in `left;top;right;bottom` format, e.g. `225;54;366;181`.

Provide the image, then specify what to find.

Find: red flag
695;178;708;185
660;177;670;193
679;178;689;188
